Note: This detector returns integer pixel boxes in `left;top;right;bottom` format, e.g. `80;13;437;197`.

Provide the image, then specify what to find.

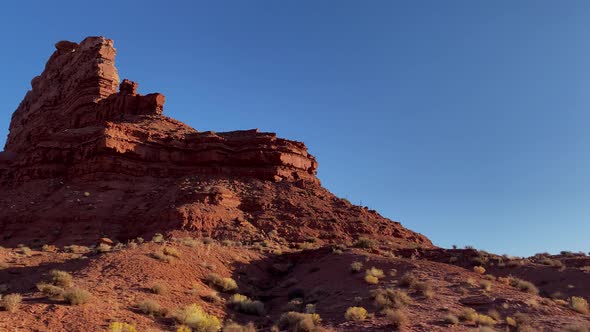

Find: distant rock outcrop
0;37;430;248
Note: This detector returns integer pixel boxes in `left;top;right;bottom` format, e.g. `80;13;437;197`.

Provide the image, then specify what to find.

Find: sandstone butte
0;36;430;248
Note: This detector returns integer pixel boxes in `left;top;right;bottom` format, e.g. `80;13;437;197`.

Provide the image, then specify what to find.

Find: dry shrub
344;306;368;321
350;261;363;273
509;277;539;295
152;250;172;262
443;313;459;325
152;233;165;243
174;304;222;332
383;309;408;328
278;311;322;332
222;322;257;332
228;294;265;316
1;293;22;312
137;299;163;316
202;291;222;304
206;273;238;292
366;267;385;279
97;243;112;253
570;296;589;314
20;247;32;257
371;288;412;310
474;313;496;326
480;280;493;292
354;237;375;249
150;282;169;295
473;266;486;274
163;247;181;258
51;270;73;287
109;322;138;332
458;307;478;322
564;325;590;332
412;281;434;299
37;282;64;298
63;288;91;305
398;273;417;288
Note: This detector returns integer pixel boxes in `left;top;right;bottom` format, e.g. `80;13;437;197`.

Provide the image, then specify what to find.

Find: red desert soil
0;37;589;331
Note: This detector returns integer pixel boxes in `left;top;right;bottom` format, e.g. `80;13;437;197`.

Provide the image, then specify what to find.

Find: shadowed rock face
0;37;431;248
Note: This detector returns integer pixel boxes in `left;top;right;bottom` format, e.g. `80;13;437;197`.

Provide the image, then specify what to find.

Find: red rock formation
0;37;431;248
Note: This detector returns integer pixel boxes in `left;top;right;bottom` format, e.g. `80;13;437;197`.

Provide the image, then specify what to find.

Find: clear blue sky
1;1;588;256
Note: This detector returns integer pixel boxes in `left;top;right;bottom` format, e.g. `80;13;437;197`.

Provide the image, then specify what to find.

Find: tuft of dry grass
1;293;22;312
150;282;169;295
411;281;434;299
20;247;32;257
365;275;379;285
109;322;138;332
227;294;265;316
350;261;363;273
152;233;165;243
173;304;222;332
570;296;589;314
278;311;322;332
509;277;539;295
480;280;493;292
163;247;180;258
50;270;73;287
63;288;91;305
443;313;459;325
383;309;408;328
206;273;238;292
398;273;417;288
37;283;65;298
354;237;375;249
222;322;257;332
344;306;368;321
137;299;164;316
366;267;385;279
371;288;412;310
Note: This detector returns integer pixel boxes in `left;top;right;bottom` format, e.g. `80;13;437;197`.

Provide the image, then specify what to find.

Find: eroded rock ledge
1;37;318;185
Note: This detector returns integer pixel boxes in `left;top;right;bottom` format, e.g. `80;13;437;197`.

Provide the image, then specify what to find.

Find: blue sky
1;1;588;256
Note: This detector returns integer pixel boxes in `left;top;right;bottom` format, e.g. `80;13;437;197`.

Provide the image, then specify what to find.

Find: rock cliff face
0;37;431;248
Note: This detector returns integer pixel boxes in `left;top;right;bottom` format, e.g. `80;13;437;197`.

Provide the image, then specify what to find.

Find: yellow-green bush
50;270;73;287
1;293;22;312
570;296;589;314
174;304;222;332
206;273;238;292
109;322;138;332
344;306;368;321
371;288;412;309
63;288;91;305
227;294;265;316
278;311;321;332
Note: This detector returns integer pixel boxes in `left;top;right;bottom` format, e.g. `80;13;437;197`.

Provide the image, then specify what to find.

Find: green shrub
1;293;22;312
206;273;238;292
228;294;265;316
344;306;368;321
63;288;91;305
278;311;321;332
174;304;222;332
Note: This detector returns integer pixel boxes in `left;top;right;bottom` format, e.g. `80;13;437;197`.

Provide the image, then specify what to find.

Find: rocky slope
0;36;429;248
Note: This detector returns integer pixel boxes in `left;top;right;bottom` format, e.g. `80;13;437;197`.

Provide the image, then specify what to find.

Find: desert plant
37;282;64;298
202;291;222;304
150;282;169;295
344;306;368;321
222;322;257;332
398;272;417;288
109;322;138;332
411;281;434;299
152;250;172;262
350;261;363;273
152;233;165;243
278;311;322;332
1;293;22;312
474;313;496;326
176;326;192;332
174;304;222;332
137;299;163;316
509;278;539;295
473;266;486;275
365;275;379;285
570;296;589;314
443;313;459;325
97;243;112;253
366;267;385;279
458;307;478;322
383;309;408;328
564;325;590;332
228;294;265;316
63;288;91;305
480;280;493;292
20;246;32;257
371;288;412;310
163;247;180;257
206;273;238;292
50;270;73;287
354;237;375;249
